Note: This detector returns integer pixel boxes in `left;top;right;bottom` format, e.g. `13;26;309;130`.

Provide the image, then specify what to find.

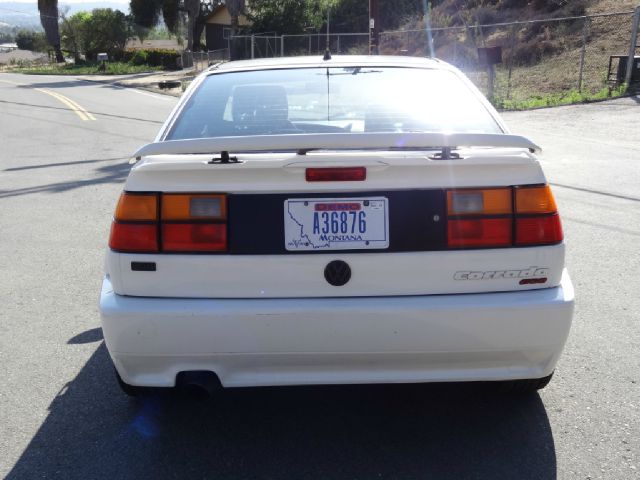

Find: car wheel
497;372;554;394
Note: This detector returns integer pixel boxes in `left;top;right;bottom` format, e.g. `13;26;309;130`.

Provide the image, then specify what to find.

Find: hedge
122;48;182;70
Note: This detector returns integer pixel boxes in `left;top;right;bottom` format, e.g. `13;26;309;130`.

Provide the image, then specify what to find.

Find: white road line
124;87;175;101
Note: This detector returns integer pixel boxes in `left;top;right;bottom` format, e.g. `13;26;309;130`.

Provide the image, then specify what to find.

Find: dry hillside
382;0;639;104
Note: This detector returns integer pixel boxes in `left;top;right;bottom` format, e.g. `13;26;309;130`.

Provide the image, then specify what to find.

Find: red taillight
516;214;563;245
446;185;563;249
306;167;366;182
109;193;160;252
448;218;512;248
109;192;228;253
109;223;158;252
162;223;227;252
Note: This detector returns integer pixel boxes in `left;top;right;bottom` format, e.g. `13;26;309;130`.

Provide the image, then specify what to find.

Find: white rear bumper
100;271;574;388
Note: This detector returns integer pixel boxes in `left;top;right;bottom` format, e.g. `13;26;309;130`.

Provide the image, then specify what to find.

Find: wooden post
369;0;379;54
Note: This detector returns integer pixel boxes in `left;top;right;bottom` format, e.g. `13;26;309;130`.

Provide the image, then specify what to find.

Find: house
0;43;18;53
205;4;251;51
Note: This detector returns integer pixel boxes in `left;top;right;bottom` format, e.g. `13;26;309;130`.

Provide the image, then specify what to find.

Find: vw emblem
324;260;351;286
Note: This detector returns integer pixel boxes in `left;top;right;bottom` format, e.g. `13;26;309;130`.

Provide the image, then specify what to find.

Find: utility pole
369;0;379;55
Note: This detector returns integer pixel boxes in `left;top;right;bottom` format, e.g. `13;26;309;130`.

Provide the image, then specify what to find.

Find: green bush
128;49;148;65
15;30;49;52
123;48;181;70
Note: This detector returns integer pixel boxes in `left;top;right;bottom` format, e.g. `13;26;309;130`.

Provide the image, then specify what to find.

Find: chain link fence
379;10;637;106
281;33;369;56
183;48;230;71
229;33;369;59
225;9;638;108
229;35;283;59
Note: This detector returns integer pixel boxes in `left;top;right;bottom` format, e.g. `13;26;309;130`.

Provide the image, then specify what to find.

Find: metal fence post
506;24;517;100
625;6;640;89
251;34;255;59
577;17;590;92
281;35;285;56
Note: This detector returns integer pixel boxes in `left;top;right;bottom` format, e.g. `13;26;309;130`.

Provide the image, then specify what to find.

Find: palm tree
38;0;64;62
226;0;245;36
183;0;201;51
131;0;219;52
226;0;245;59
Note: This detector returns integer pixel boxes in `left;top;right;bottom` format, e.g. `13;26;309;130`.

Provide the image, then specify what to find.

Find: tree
0;31;14;44
38;0;64;62
184;0;200;51
59;9;133;61
60;11;91;62
248;0;333;35
83;9;133;60
130;0;220;51
226;0;246;36
15;30;50;52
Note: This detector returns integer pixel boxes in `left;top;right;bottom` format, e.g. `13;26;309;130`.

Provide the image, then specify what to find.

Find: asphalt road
0;72;638;480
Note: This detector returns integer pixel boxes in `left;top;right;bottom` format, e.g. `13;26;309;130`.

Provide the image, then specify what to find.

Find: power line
0;5;60;20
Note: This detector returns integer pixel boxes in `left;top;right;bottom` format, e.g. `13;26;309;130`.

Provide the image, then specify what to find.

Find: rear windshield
166;67;502;140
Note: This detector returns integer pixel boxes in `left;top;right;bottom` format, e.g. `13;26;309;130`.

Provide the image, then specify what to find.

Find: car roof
208;55;450;74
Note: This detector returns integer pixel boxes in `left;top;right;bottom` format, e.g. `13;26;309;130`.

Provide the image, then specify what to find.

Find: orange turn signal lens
162;194;227;220
447;188;512;216
114;193;158;221
515;185;557;214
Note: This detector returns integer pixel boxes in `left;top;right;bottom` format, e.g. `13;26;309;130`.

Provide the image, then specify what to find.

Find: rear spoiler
134;132;540;158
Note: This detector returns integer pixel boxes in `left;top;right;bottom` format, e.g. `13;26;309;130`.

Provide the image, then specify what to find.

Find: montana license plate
284;197;389;251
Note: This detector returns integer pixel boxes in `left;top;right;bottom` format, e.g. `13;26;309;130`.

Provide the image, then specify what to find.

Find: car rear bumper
99;271;574;388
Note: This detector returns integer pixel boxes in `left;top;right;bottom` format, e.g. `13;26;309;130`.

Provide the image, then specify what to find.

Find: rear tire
497;372;554;394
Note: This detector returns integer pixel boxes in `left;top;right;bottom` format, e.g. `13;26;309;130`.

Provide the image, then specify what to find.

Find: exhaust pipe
175;371;222;397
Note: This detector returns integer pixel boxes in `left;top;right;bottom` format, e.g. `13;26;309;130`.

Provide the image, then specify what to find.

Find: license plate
284;197;389;251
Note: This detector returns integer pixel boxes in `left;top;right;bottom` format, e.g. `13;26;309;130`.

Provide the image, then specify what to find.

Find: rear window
166;67;502;140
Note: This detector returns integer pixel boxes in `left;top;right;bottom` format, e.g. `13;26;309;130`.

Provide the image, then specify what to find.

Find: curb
77;75;184;97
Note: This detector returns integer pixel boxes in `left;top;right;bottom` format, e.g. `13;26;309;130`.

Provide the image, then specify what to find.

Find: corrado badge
454;266;550;281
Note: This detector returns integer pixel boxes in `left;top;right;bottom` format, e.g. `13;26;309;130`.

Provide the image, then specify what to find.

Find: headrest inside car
232;85;289;124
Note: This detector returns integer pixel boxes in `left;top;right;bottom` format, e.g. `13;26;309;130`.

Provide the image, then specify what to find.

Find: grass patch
493;85;627;110
9;62;163;75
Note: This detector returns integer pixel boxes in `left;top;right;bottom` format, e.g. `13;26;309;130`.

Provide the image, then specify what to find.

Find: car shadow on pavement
0;161;131;198
6;342;557;480
0;98;166;125
13;74;160;90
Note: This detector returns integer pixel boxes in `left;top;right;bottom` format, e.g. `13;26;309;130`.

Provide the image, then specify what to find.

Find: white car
100;55;574;396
